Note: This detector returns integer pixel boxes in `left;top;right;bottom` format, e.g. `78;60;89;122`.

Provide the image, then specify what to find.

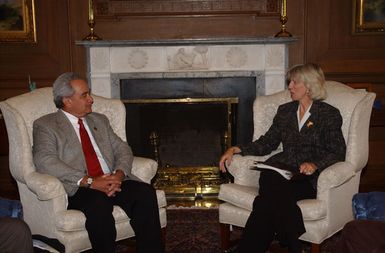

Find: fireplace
121;76;255;198
124;97;236;198
77;37;295;199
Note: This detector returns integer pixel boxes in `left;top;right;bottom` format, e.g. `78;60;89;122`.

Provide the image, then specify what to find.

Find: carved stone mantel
76;37;297;98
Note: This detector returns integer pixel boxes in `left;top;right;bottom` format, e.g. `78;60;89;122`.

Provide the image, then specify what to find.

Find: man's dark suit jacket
239;100;346;188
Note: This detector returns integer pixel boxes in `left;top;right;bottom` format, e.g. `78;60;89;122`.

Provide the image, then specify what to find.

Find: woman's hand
219;146;241;173
299;162;317;175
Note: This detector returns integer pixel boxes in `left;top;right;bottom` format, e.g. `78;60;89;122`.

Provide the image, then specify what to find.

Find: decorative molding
77;37;295;98
94;0;279;17
128;49;149;69
90;48;110;72
266;45;284;69
226;47;247;68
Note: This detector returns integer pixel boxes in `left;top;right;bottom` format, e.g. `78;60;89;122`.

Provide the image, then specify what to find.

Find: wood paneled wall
1;0;384;95
1;1;74;100
0;0;384;198
305;1;385;83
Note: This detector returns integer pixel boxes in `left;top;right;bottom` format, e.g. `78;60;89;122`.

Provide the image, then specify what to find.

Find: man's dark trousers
68;180;164;253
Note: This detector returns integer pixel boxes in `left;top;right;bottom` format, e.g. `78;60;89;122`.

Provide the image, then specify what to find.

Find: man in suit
32;72;163;253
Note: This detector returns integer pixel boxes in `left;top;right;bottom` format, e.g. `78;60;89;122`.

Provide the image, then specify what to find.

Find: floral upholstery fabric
0;87;167;253
218;81;375;245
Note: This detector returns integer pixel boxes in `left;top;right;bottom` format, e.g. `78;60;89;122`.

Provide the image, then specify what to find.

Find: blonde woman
219;63;346;253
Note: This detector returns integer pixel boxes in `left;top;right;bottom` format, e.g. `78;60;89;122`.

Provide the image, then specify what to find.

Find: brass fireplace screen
124;97;238;199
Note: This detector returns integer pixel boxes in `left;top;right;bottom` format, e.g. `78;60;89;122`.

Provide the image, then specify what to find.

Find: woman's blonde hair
286;63;327;100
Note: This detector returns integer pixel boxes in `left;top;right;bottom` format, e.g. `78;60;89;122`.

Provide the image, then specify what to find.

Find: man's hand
81;170;126;197
111;169;125;181
106;170;125;196
90;173;122;197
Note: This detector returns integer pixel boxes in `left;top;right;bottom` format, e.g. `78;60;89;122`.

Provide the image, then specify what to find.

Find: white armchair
218;81;375;253
0;87;167;253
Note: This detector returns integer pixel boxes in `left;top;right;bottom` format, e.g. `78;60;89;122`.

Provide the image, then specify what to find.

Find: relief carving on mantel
94;0;279;17
167;47;209;70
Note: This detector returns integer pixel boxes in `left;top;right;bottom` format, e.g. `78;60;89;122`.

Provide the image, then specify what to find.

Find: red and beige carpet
117;207;340;253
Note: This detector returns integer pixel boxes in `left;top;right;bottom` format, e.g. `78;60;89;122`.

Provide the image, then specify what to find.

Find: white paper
33;239;60;253
252;162;293;180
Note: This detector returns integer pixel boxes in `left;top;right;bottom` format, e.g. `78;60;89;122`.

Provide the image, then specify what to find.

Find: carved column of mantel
76;37;297;98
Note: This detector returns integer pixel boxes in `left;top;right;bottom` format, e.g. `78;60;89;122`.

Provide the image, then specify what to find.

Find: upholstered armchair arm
227;155;268;187
317;161;356;194
25;171;67;201
25;157;157;199
131;156;158;184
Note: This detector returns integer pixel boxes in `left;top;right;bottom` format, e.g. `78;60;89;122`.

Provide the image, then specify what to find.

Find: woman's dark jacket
238;100;346;189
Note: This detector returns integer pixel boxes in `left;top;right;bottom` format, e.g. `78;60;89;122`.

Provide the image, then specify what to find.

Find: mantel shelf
76;37;298;47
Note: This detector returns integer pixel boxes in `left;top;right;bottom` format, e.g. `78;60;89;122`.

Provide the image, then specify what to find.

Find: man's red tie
78;118;104;177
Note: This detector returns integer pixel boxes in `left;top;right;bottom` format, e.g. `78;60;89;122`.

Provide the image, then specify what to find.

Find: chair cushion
353;192;385;221
219;183;326;221
218;183;258;211
55;190;167;232
55;206;130;232
297;199;327;221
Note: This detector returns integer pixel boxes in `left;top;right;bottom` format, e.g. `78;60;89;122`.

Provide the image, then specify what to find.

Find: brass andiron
149;131;161;167
222;131;229;154
275;0;292;37
83;0;102;41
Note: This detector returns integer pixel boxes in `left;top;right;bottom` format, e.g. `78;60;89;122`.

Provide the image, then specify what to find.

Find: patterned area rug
165;208;341;253
116;207;341;253
166;208;222;253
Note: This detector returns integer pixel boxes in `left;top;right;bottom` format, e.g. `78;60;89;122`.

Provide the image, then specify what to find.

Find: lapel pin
306;121;314;128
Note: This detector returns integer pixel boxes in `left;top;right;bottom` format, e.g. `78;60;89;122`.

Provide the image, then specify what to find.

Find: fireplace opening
124;98;237;198
121;77;256;199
